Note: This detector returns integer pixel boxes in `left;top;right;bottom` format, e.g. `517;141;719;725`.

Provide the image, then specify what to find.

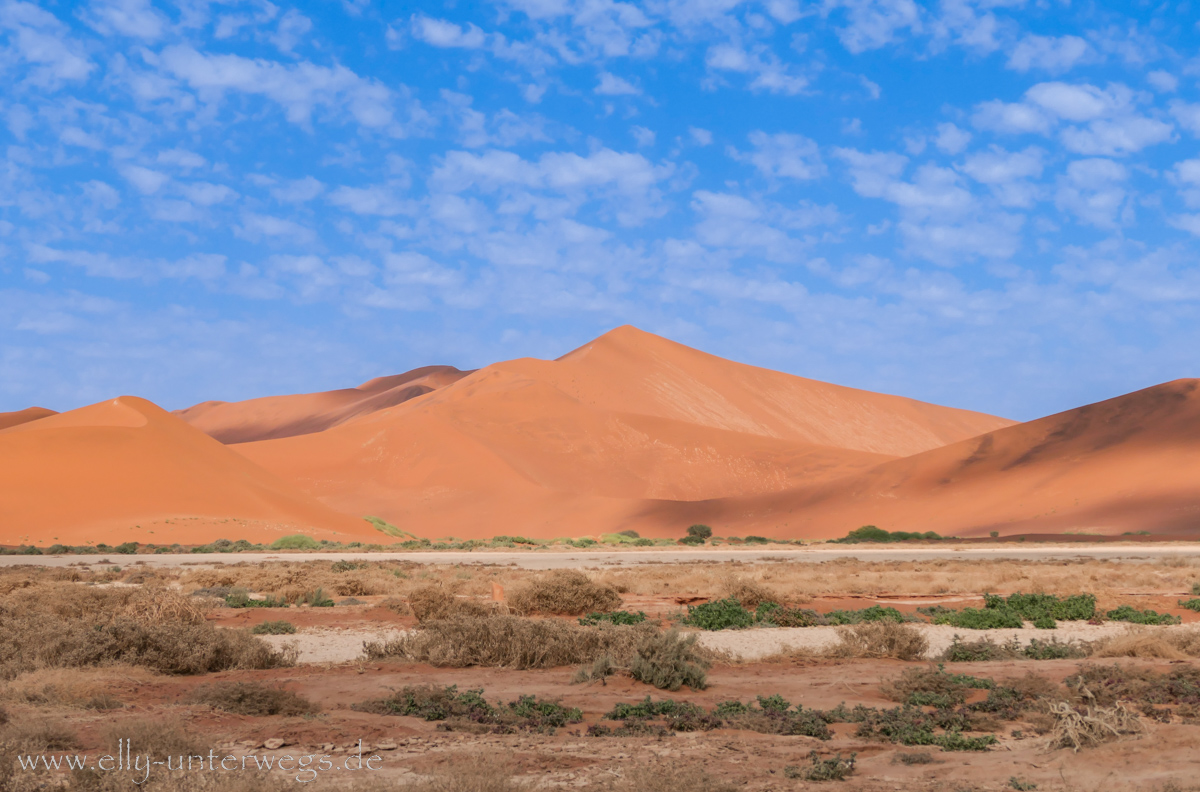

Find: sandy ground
261;621;1191;665
8;542;1200;569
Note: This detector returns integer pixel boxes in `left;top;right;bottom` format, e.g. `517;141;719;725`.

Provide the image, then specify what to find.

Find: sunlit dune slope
0;397;381;546
0;407;56;431
238;326;1013;539
175;365;471;444
665;379;1200;539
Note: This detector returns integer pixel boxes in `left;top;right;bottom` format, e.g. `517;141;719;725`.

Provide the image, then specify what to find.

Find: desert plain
3;327;1200;792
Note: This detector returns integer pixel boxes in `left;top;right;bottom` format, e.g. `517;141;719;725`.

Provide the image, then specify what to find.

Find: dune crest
175;365;471;444
0;396;382;546
0;406;57;431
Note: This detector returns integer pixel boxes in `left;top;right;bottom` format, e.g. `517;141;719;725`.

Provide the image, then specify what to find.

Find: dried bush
0;667;154;708
408;586;494;623
250;620;296;635
189;681;317;716
829;622;928;660
1091;628;1200;660
1046;701;1144;751
364;616;655;669
880;665;993;708
718;576;775;609
0;601;295;679
629;630;710;691
507;571;621;616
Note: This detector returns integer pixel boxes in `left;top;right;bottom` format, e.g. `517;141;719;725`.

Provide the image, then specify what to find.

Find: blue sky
2;0;1199;421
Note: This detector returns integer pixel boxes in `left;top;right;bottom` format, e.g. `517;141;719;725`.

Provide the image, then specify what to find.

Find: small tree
989;531;999;538
686;524;713;540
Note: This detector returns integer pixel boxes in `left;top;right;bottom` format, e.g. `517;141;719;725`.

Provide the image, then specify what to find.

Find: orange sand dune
239;326;1013;539
175;365;471;444
668;379;1200;539
0;397;383;546
0;407;56;431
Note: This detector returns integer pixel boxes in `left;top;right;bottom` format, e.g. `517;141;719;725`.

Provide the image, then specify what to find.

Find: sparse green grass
1106;605;1181;625
353;685;581;733
251;620;296;635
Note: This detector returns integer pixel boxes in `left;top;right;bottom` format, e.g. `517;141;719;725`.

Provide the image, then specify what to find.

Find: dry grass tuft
189;681;317;716
0;667;155;708
590;762;738;792
717;575;775;609
828;622;928;661
364;616;655;669
408;755;521;792
1046;701;1145;752
1091;628;1200;660
408;586;495;623
507;570;621;616
629;629;710;691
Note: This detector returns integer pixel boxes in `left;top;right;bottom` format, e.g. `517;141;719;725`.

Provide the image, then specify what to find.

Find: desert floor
4;552;1200;791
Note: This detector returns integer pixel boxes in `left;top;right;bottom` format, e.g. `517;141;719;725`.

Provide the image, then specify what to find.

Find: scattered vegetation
880;664;994;709
1105;605;1181;625
189;682;316;716
224;588;288;609
940;635;1090;662
354;684;580;734
629;630;710;691
1046;701;1144;752
268;535;321;551
829;622;929;661
250;620;296;635
578;610;647;626
825;605;912;625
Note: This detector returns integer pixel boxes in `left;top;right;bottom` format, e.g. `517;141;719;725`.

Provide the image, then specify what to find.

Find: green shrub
224;589;288;609
754;601;825;627
113;542;139;555
353;685;580;733
629;630;709;691
618;530;639;538
632;538;654;546
251;620;296;635
926;607;1024;629
682;598;755;630
984;592;1096;621
679;535;706;546
686;524;713;540
1179;598;1200;612
269;534;320;550
744;536;771;544
1105;605;1180;625
578;610;647;626
825;605;909;625
833;526;941;544
301;588;335;607
330;560;365;572
1032;615;1056;629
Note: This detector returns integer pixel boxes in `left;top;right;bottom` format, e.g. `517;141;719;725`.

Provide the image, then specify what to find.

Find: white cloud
1;1;94;85
82;0;165;40
631;125;655;147
1006;35;1089;73
595;71;640;95
1171;101;1200;136
1025;82;1128;122
733;131;825;180
120;165;169;194
156;149;207;170
971;100;1052;135
1147;71;1178;93
934;122;971;155
1055;158;1128;228
705;42;808;95
328;184;412;216
960;146;1044;208
238;212;316;243
271;176;324;203
410;15;486;48
159;45;397;129
179;181;237;206
689;127;713;146
271;9;312;53
833;0;921;54
1059;115;1173;157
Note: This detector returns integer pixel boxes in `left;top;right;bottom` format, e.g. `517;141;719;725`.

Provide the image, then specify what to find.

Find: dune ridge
0;406;56;431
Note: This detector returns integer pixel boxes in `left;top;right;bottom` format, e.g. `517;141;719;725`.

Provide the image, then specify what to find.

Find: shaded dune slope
661;379;1200;539
238;326;1013;539
0;397;381;546
175;365;471;444
0;407;56;431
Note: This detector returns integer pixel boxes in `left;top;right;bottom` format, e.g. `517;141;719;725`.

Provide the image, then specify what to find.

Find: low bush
678;535;706;546
686;524;713;540
833;526;941;544
507;570;622;616
825;605;910;625
925;606;1024;630
985;592;1096;622
602;695;830;738
354;684;580;734
300;587;334;607
1179;598;1200;612
189;682;316;716
268;535;320;550
408;585;494;623
829;622;928;661
1090;629;1200;659
363;616;656;670
754;602;824;627
681;598;755;630
630;630;710;691
941;635;1090;661
1105;605;1181;625
225;588;288;609
1064;663;1200;706
852;705;996;750
784;751;856;781
880;664;994;709
578;610;647;626
1046;701;1144;752
250;620;296;635
893;752;937;765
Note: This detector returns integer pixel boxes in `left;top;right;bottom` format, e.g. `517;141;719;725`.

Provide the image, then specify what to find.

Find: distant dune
665;379;1200;539
236;326;1013;539
0;407;56;431
0;396;381;546
175;366;471;444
